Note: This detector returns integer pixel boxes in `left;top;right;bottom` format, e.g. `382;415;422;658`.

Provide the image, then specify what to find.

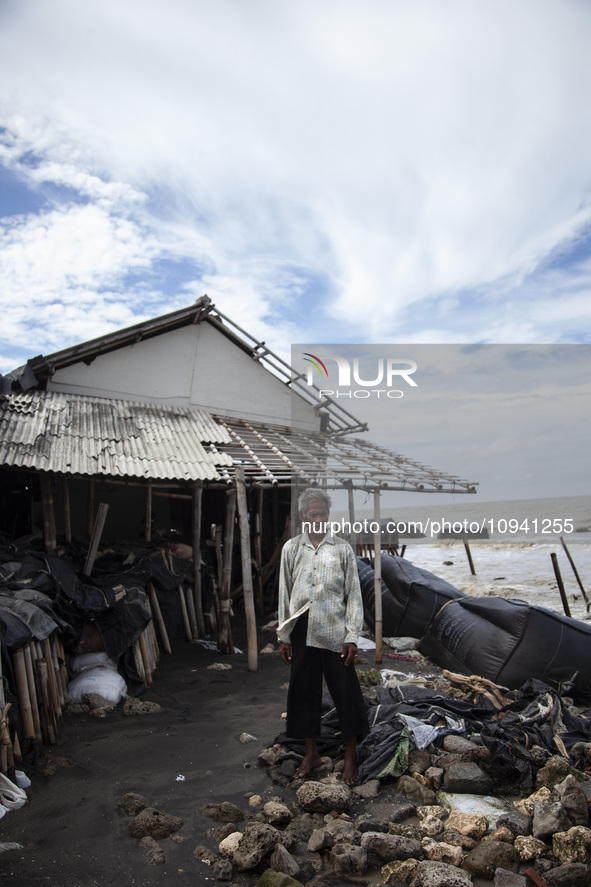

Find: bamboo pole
178;584;193;641
43;638;62;720
218;489;237;653
148;615;160;664
23;644;42;744
56;637;70;698
142;616;158;675
236;468;258;672
36;659;57;745
133;641;146;684
0;639;16;779
138;632;153;685
373;488;383;664
147;580;172;654
50;636;65;709
560;536;590;610
39;473;57;555
192;486;205;637
62;476;72;544
83;502;110;577
551;552;572;618
13;647;35;741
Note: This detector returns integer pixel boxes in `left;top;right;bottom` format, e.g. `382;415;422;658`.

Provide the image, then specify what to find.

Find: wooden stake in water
551;552;572;618
560;536;590;611
463;537;476;575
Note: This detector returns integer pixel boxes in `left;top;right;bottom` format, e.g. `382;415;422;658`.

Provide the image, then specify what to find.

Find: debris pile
182;671;591;886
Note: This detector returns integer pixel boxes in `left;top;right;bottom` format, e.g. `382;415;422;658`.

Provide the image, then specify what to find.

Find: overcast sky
293;344;591;503
1;0;590;378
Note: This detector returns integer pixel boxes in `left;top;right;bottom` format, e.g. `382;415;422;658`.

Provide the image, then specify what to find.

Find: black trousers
286;613;369;742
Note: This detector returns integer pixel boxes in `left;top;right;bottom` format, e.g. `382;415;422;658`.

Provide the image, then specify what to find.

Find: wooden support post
214;524;223;591
560;536;590;610
192;486;205;637
400;544;407;558
145;484;152;542
551;552;572;618
373;488;383;664
463;537;476;575
347;485;357;553
86;479;95;539
83;502;109;577
62;477;72;544
147;580;172;654
39;473;57;555
236;469;257;672
218;489;236;653
254;488;264;615
184;575;198;641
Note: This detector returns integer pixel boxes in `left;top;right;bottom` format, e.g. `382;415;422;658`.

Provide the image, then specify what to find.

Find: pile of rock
194;736;591;887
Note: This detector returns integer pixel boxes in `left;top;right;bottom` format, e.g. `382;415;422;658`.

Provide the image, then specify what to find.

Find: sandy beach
0;620;293;885
2;529;591;886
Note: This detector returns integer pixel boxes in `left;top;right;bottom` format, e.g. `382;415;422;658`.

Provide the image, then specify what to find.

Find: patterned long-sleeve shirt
277;532;363;652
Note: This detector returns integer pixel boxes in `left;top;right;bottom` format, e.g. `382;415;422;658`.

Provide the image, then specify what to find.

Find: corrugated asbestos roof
0;393;478;493
0;392;233;481
214;417;478;493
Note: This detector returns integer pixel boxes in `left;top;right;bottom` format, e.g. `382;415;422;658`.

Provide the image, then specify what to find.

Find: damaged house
0;297;479;765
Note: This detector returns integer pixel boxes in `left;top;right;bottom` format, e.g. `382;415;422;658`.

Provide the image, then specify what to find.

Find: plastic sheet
418;596;591;697
358;553;465;638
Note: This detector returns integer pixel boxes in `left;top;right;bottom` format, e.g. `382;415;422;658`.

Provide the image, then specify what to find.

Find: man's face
302;501;329;535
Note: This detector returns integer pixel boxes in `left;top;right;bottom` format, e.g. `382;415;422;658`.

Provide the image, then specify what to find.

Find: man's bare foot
340;759;358;785
341;740;358;785
293;752;323;779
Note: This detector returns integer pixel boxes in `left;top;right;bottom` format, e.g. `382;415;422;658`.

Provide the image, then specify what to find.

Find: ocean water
340;496;591;622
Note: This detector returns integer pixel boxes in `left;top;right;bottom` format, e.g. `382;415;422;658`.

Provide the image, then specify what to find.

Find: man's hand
341;643;357;666
280;642;292;665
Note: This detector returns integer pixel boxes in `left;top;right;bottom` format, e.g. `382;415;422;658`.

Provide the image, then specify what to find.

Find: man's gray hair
297;487;332;514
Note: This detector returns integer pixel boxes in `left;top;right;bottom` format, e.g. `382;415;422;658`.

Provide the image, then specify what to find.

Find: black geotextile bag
358;553;465;638
418;596;591;698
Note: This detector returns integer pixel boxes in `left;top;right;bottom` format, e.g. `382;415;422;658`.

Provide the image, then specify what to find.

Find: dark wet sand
1;623;291;886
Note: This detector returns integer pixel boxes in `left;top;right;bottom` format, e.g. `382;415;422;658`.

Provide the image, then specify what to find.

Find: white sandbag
67;665;127;703
69;651;112;674
0;773;27;811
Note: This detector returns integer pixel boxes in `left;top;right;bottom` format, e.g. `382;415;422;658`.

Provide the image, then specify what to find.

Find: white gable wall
47;321;319;429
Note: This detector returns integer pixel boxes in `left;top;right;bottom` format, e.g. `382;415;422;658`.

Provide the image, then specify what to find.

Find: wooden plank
236;468;258;672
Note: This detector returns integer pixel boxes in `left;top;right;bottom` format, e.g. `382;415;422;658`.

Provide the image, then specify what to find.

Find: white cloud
0;0;590;365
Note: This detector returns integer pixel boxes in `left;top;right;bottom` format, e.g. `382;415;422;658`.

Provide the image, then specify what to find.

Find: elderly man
277;488;368;785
